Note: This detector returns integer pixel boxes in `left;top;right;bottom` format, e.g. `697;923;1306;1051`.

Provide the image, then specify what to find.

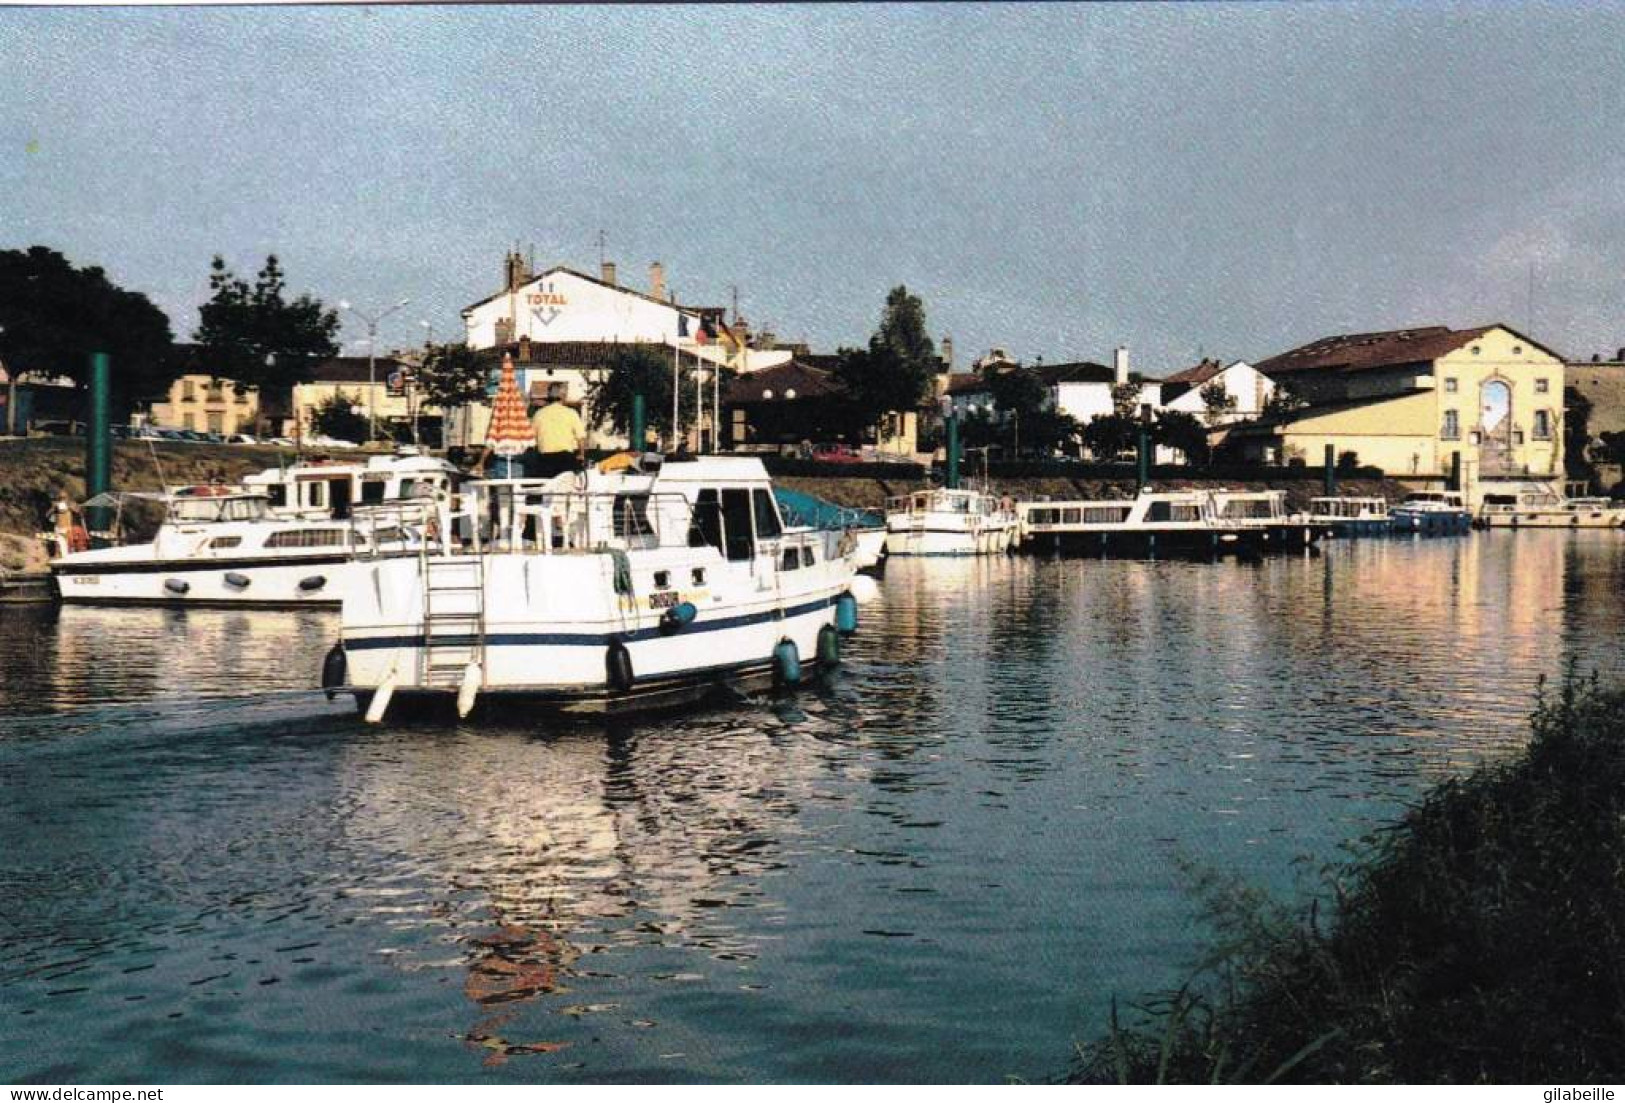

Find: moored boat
1209;488;1329;550
243;449;462;520
330;454;865;719
50;485;430;606
1390;491;1473;535
1477;491;1625;529
1015;489;1264;558
773;486;887;569
1306;496;1393;537
883;487;1018;556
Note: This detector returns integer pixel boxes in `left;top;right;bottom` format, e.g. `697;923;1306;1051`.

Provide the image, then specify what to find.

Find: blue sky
5;3;1625;372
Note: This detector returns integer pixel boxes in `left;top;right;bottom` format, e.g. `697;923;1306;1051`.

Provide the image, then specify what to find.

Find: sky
5;2;1625;374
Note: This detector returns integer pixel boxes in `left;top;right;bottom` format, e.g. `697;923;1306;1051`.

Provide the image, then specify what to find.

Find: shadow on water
4;532;1625;1082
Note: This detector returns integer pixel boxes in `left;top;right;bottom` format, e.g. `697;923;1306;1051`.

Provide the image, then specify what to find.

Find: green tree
833;286;938;436
0;246;175;416
985;367;1078;456
1110;380;1143;419
194;255;339;392
1260;380;1306;419
1564;385;1594;480
586;345;702;448
1199;379;1238;426
1081;413;1138;460
309;391;369;443
417;343;489;412
1155;409;1211;466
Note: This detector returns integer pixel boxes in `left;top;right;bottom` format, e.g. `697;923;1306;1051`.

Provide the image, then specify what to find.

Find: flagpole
695;354;705;452
671;336;680;453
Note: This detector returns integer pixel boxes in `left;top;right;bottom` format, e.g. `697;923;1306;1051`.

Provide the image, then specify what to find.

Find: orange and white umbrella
485;353;531;458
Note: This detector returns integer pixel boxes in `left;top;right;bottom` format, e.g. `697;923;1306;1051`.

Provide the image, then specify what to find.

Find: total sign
528;290;567;328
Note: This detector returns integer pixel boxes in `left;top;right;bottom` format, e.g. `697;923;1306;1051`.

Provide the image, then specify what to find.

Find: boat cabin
244;451;461;520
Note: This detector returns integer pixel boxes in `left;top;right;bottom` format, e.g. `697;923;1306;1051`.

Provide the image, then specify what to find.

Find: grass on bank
1071;672;1625;1084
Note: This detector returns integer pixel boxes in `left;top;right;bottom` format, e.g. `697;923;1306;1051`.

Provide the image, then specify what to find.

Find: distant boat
1478;490;1625;529
884;487;1018;556
773;486;887;569
243;449;462;521
1389;491;1473;535
1208;489;1329;550
1015;489;1274;557
1306;495;1393;537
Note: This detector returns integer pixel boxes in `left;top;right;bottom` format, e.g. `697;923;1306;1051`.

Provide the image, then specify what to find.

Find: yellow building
291;356;440;442
1232;325;1565;501
149;373;260;435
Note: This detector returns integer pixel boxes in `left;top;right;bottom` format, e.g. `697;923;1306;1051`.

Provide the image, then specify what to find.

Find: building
291;355;425;442
1157;358;1274;425
722;358;923;457
148;373;260;436
1566;351;1625;438
1230;324;1565;500
942;347;1163;454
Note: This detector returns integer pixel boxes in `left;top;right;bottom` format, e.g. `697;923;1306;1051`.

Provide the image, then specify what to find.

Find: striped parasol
485;353;531;458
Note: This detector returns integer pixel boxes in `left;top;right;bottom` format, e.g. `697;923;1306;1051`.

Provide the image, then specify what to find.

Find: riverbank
1070;675;1625;1084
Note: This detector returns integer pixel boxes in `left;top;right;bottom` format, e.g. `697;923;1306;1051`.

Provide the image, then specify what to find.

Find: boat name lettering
71;575;100;584
648;591;680;610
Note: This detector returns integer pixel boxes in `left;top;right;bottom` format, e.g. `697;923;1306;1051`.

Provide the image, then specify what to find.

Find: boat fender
849;574;880;606
660;601;697;633
835;592;859;634
224;571;252;589
299;575;327;592
164;578;190;595
606;639;634;693
321;642;347;700
773;638;801;687
817;623;842;667
456;662;482;719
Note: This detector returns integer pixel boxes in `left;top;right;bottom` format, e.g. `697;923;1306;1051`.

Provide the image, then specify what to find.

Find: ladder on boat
419;553;486;689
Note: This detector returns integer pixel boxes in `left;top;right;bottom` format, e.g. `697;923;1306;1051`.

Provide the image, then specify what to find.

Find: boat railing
440;481;699;556
347;499;441;559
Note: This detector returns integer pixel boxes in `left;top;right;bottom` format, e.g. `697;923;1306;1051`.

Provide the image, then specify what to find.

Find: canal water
3;531;1623;1083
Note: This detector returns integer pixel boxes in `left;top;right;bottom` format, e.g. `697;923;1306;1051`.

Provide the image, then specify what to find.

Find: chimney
1113;346;1130;386
649;261;665;302
518;334;532;362
1616;346;1625;362
941;335;954;372
601;260;617;287
504;250;527;292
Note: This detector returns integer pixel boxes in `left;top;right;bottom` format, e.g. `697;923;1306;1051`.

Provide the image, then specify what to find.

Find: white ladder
420;554;486;688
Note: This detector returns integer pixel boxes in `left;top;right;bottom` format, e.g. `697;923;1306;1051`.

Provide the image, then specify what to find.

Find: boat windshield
168;495;269;523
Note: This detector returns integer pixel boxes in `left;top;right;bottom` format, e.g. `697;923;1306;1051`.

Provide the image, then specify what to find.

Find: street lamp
339;297;411;444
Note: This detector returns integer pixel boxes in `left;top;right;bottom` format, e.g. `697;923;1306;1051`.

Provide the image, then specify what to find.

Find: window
182;380;196;401
183;413;196;430
688;489;724;552
752;489;783;539
1533;410;1551;439
360;479;385;505
1442;410;1460;440
265;485;287;508
1444;378;1458;393
780;547;800;571
305;482;326;508
653;570;671;589
1535;378;1550;394
690;567;706;586
209;536;242;549
263;529;346;548
721;488;754;561
801;545;815;567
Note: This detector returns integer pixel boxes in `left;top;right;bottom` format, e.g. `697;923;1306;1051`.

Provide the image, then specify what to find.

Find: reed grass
1071;669;1625;1083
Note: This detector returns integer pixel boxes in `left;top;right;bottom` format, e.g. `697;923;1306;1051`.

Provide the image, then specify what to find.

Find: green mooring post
1450;450;1462;491
630;393;646;453
1324;444;1337;496
945;414;961;489
86;352;112;537
1135;425;1150;493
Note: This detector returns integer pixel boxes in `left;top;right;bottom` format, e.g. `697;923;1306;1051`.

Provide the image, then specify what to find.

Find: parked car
809;442;865;464
228;433;260;445
267;436;296;448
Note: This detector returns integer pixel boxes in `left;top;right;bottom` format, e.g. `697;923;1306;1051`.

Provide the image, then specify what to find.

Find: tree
1564;385;1594;480
1081;413;1139;460
1155;409;1211;466
417;343;489;412
1199;379;1238;427
832;286;938;437
983;366;1078;457
0;246;175;416
586;345;701;448
1260;381;1307;419
194;255;339;392
309;391;369;443
1110;380;1143;419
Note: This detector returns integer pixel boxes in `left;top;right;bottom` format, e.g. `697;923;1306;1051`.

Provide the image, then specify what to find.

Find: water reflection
3;532;1625;1082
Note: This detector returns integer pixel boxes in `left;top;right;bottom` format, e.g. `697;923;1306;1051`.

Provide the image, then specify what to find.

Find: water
3;531;1624;1083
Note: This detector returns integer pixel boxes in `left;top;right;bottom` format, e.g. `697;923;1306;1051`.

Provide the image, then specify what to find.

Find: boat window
263;529;347;548
752;489;783;539
370;526;407;545
209;536;242;549
170;499;225;523
1083;506;1133;524
328;479;352;520
220;497;268;522
360;479;386;505
780;547;800;571
801;545;815;567
688;489;724;552
1062;508;1081;524
721;488;755;561
1028;508;1058;525
307;481;326;508
265;485;287;508
653;570;671;590
691;568;706;586
612;494;655;539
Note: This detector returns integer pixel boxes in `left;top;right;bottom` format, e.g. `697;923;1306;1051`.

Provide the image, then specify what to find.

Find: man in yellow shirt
529;382;587;477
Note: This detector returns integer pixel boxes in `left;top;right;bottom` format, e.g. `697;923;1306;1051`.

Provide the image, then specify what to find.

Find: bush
1070;672;1625;1084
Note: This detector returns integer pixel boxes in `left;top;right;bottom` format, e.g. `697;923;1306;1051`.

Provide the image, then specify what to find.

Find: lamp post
414;320;435;449
339;297;410;445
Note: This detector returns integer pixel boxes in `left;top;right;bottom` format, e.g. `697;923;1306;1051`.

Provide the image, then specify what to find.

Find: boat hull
1479;511;1625;529
1389;510;1473;535
883;525;1015;557
52;553;359;606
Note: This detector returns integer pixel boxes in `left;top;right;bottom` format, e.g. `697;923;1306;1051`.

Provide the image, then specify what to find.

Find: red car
809;443;865;464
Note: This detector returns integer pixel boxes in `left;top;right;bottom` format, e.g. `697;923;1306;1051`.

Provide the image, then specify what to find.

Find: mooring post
85;352;112;539
631;392;646;453
1450;450;1462;491
945;414;961;489
1135;425;1150;493
1324;443;1336;496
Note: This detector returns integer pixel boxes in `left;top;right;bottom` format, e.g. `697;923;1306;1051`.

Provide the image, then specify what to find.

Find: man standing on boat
530;382;587;478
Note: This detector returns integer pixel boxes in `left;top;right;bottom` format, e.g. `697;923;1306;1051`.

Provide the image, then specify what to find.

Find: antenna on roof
597;229;606;269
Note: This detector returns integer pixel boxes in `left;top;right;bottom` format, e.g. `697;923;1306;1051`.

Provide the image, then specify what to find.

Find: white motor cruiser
1478;490;1625;529
883;487;1018;556
243;449;462;521
327;454;866;719
51;485;430;606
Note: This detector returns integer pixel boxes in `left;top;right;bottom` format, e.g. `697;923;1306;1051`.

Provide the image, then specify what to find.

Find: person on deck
529;383;586;478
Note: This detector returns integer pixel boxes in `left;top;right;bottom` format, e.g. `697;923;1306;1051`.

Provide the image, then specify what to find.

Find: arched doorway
1479;378;1514;475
